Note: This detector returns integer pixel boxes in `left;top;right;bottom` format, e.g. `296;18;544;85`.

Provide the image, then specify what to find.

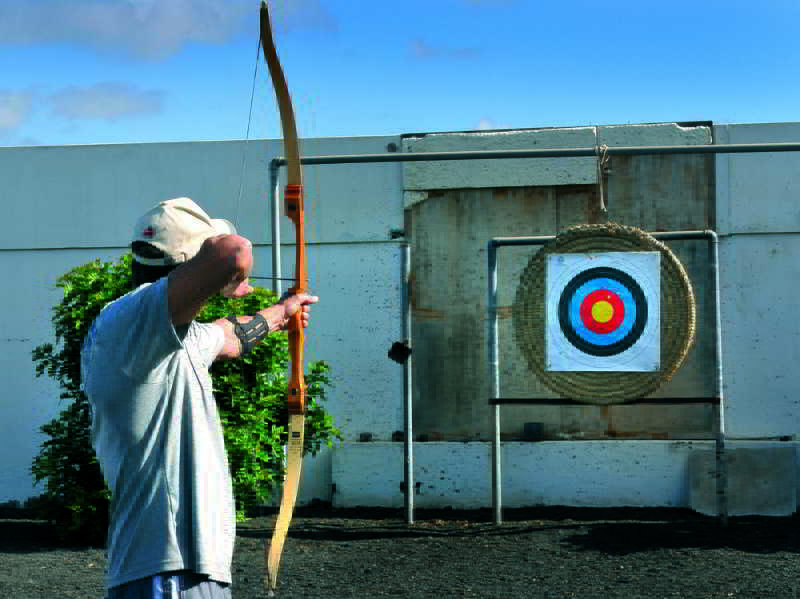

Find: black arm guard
227;314;269;355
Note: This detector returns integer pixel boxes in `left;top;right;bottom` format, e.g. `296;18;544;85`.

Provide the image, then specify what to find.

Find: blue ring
568;278;636;346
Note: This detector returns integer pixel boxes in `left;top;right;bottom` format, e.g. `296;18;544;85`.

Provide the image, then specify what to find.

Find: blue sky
1;0;798;147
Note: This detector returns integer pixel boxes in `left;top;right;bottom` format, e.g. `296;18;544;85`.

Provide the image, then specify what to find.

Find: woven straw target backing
512;223;695;403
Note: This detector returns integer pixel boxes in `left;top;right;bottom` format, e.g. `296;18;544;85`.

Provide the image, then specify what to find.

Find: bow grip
287;313;306;415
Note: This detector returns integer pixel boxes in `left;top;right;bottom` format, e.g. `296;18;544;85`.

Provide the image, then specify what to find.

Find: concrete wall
333;121;800;512
4;121;800;514
334;439;800;512
402;123;711;192
333;440;698;509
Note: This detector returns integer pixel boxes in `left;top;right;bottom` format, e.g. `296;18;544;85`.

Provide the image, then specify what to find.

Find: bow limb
260;1;307;592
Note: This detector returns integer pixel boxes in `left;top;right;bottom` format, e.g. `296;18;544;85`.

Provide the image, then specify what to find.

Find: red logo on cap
142;226;155;238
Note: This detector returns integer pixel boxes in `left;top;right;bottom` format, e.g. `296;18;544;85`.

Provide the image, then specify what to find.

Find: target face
546;252;660;371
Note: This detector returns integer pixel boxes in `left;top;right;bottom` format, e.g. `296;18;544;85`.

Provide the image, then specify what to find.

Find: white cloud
48;83;164;122
0;90;35;132
0;0;334;61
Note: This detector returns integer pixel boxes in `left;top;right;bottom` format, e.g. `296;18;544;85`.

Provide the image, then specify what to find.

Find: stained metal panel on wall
410;187;571;440
408;125;717;441
410;189;716;440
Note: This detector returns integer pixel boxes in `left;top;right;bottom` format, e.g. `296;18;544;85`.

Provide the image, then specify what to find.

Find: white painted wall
715;123;800;439
1;248;121;503
1;135;405;503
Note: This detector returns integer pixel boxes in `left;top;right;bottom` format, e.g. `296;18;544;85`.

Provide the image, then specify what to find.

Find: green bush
32;254;340;544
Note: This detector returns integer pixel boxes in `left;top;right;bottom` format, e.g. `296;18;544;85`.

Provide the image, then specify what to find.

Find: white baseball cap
132;197;236;266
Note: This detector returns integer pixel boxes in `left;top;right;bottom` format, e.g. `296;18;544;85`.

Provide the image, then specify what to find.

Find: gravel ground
2;506;800;599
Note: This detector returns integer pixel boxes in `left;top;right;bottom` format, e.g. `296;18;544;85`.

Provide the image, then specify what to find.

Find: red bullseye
580;289;625;334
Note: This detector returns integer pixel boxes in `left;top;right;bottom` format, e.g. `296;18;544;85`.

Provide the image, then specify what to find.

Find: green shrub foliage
32;254;340;544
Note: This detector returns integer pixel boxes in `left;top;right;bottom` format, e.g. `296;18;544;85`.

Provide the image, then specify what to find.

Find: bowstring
233;28;264;233
238;1;319;315
306;95;320;347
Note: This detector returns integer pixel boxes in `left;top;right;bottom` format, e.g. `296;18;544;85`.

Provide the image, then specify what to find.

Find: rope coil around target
512;223;695;403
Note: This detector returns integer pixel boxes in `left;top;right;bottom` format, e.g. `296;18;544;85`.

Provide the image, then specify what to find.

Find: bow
259;1;308;593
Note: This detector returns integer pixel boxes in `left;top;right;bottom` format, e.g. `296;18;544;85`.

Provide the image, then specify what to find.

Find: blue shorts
107;571;231;599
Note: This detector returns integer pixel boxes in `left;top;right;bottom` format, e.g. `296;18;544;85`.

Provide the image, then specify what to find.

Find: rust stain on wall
412;307;447;321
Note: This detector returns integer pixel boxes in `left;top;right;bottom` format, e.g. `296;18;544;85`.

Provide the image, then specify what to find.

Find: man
81;197;318;599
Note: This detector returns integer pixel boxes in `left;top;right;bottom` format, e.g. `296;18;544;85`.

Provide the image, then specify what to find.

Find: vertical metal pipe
269;159;283;296
402;242;414;524
710;231;728;526
487;241;502;524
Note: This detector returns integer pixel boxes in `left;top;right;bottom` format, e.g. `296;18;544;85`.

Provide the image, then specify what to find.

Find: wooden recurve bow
260;1;307;593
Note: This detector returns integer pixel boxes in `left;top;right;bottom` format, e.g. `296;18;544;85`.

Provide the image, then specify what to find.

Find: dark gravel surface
2;506;800;598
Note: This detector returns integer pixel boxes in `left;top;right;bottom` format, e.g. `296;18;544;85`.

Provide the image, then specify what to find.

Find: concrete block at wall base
331;441;492;509
689;447;797;517
332;440;700;510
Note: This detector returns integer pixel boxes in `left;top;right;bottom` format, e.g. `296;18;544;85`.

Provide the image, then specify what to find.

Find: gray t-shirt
81;277;235;589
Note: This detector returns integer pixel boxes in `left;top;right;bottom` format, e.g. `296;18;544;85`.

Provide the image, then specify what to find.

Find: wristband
226;314;269;354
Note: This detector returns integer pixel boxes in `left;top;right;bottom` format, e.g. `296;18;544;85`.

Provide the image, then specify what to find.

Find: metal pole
269;159;283;296
269;140;799;294
709;231;728;526
488;230;726;524
402;242;414;524
491;230;717;248
272;142;800;167
487;241;502;524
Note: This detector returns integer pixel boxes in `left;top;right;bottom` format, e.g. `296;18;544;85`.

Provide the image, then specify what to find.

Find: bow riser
286;183;307;415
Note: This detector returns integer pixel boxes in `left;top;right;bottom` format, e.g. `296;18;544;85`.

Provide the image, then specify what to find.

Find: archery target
546;252;660;371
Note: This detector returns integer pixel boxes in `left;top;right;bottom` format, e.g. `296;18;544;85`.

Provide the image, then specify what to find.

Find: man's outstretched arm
164;232;318;359
214;293;318;361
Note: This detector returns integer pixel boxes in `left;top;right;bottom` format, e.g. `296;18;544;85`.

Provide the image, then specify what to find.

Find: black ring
557;266;648;357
